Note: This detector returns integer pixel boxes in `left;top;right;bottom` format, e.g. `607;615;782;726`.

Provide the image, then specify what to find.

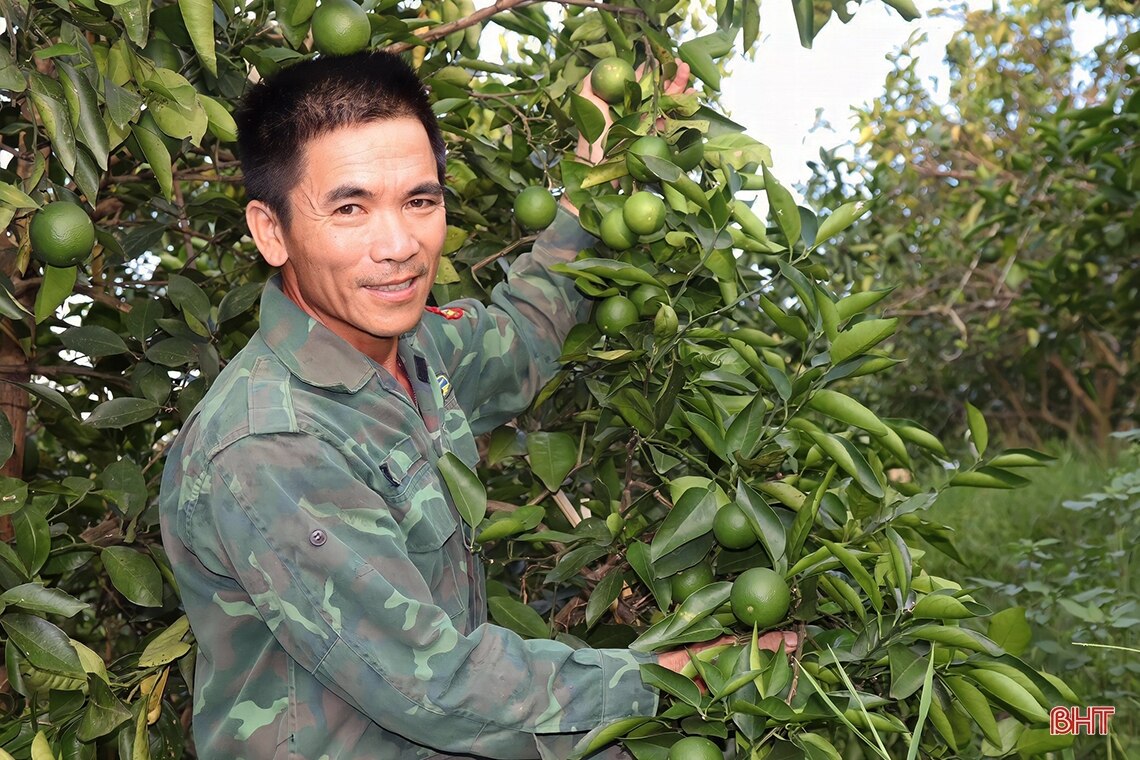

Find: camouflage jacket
158;210;658;760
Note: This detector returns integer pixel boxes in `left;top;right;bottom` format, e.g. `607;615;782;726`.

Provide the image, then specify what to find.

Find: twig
471;235;538;273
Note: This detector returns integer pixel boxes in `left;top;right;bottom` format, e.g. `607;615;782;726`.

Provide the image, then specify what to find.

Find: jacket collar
257;274;384;393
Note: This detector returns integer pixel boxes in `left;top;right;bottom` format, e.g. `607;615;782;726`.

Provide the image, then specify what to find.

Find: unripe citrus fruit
629;283;668;315
590;57;635;104
626;136;672;182
599;208;637;251
514;186;557;230
30;202;95;267
311;0;371;56
622;191;666;236
653;303;679;338
594;295;639;337
668;736;723;760
712;503;756;549
730;567;790;629
670;561;714;603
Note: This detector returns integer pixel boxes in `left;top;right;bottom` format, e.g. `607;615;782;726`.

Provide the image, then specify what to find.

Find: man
159;50;793;759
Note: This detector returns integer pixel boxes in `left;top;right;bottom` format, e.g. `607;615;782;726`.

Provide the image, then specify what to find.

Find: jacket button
309;529;327;547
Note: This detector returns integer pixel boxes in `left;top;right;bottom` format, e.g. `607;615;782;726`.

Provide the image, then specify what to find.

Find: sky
719;0;1116;195
720;0;967;193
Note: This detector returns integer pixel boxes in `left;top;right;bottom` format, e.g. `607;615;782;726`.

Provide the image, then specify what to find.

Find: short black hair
235;50;446;228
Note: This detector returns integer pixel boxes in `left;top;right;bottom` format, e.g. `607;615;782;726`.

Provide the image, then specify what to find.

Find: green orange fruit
670;561;715;603
514;186;557;230
30;202;95;267
730;567;791;629
629;283;668;315
622;191;666;236
668;736;723;760
713;503;756;550
626;135;672;182
653;303;679;338
311;0;371;56
590;57;635;104
599;208;637;251
594;295;639;337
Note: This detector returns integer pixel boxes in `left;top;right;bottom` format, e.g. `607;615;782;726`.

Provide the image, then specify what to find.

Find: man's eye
335;204;360;215
408;198;440;209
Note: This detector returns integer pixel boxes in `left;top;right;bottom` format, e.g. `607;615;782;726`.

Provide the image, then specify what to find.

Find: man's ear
246;200;289;268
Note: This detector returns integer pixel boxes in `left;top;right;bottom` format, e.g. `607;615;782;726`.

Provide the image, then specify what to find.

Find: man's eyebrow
322;185;373;205
406;182;445;198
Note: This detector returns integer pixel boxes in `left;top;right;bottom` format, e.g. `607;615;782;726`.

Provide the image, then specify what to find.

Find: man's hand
574;61;693;167
657;630;798;677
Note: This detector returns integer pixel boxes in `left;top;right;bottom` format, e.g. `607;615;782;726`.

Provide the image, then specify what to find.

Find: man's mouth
366;276;418;293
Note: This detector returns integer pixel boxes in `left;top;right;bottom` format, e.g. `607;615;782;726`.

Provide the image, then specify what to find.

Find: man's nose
368;211;419;263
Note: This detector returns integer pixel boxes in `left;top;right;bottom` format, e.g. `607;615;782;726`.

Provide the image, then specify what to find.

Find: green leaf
138;615;192;667
217;282;263;323
807;389;889;436
1;612;85;676
18;380;77;418
835;288;895;321
807;431;884;498
0;182;37;209
145;337;196;367
585;572;624;629
830;318;898;365
132;115;174;199
0;584;88;617
28;72;78;175
815;200;870;244
61;325;129;357
639;662;702;707
0;410;10;466
882;0;921;21
101;459;149;518
526;431;577;492
943;675;1002;746
556;259;663;287
911;592;974;620
34;265;77;324
762;164;801;246
965;402;988;457
735;480;786;566
77;675;132;740
0;277;32;320
887;644;928;700
487;596;548;639
987;607;1031;657
905;652;937;760
948;467;1030;490
13;508;50;575
85;397;160;428
820;539;883;612
102;547;163;607
568;91;606;144
987;448;1056;468
179;0;217;75
650;484;717;562
167;274;212;324
908;625;1003;655
124;297;163;342
58;61;110;169
437;451;487;529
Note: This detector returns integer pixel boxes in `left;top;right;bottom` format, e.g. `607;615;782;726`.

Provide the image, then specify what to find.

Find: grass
918;441;1139;758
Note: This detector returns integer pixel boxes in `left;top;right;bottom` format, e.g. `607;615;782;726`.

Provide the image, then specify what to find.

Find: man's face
252;118;446;360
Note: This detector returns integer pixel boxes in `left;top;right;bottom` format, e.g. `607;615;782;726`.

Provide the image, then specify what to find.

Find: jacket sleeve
425;207;593;435
198;433;657;759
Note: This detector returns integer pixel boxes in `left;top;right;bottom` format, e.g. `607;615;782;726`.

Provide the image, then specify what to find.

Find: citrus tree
804;0;1139;446
0;0;1084;757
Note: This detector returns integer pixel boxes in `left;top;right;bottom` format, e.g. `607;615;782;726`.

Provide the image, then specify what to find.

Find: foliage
804;0;1139;446
0;0;1084;758
926;436;1140;758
